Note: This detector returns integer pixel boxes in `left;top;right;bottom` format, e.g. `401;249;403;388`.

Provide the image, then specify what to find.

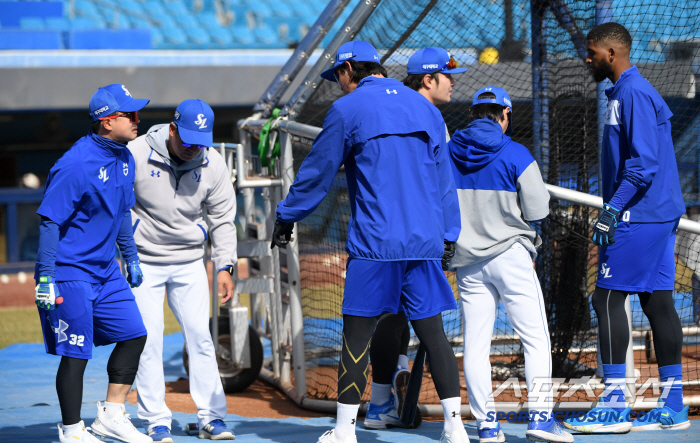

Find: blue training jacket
602;66;685;222
277;76;461;261
36;133;136;282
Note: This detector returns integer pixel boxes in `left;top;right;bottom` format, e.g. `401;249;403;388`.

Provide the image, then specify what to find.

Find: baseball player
128;99;237;441
564;22;689;433
271;40;468;443
34;84;152;443
365;47;467;430
449;86;574;443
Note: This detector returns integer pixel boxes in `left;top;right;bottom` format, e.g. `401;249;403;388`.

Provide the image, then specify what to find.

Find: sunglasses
173;123;208;149
100;111;140;124
432;56;459;73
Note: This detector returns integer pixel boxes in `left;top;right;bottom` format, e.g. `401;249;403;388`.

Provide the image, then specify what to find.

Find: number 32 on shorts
69;334;85;346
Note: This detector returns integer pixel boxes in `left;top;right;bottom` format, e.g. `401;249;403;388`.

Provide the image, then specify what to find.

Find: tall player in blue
271;41;467;443
564;23;690;433
35;84;153;443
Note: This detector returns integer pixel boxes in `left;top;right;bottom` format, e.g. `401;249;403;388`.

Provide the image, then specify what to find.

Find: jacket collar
605;65;639;98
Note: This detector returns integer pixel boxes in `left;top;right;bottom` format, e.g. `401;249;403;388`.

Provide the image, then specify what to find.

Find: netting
284;0;700;406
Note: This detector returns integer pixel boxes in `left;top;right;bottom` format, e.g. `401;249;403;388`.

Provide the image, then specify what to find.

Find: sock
440;397;463;436
62;421;83;437
103;401;125;419
397;355;409;370
658;364;683;412
370;383;391;406
334;402;360;442
601;363;626;412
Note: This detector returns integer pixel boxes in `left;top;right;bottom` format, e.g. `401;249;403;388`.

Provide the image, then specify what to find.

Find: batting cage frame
227;0;700;416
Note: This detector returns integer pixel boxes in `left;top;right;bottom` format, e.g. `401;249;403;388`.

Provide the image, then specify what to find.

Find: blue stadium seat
45;16;70;31
116;0;146;14
67;28;152;49
166;1;191;16
70;17;107;29
247;3;273;20
173;13;199;28
271;3;294;18
129;16;152;29
142;1;169;17
161;25;188;49
184;27;211;49
252;25;280;49
19;17;45;30
150;26;165;48
230;25;254;47
114;13;132;30
74;0;101;19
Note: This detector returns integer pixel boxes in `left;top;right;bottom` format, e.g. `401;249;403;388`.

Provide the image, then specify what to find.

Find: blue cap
89;84;150;121
174;99;214;147
321;40;381;82
406;47;468;75
472;86;513;135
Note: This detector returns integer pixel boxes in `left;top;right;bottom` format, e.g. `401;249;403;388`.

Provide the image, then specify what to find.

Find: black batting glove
271;219;294;249
442;241;456;271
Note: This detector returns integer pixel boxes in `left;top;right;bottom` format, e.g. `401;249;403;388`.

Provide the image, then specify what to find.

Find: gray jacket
448;119;550;268
127;124;237;271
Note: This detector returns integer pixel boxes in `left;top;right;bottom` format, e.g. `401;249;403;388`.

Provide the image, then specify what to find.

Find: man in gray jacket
128;99;237;442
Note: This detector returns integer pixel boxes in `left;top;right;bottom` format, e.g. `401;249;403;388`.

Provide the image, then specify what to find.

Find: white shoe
58;421;102;443
439;426;471;443
316;429;358;443
90;401;153;443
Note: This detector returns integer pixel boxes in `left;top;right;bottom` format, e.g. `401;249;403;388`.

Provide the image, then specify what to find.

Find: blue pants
597;219;678;293
342;258;457;320
38;276;147;359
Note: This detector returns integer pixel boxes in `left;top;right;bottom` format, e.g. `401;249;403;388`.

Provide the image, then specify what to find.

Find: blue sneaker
364;395;402;429
478;422;505;442
563;405;632;434
527;419;574;442
148;426;174;443
198;419;235;440
632;403;691;431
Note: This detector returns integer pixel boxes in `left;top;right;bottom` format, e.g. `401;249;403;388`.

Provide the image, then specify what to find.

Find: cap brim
320;66;337;82
119;98;150;112
441;67;468;74
178;125;213;147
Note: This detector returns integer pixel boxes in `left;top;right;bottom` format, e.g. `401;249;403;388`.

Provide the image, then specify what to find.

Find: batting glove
592;203;620;247
35;276;63;310
126;260;144;288
442;241;456;271
271;219;294;249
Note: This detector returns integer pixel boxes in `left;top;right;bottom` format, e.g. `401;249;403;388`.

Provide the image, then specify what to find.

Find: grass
0;298;182;350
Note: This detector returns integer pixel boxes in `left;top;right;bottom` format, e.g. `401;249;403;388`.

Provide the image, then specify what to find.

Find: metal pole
238;128;256;232
282;0;383;119
596;1;613;189
254;0;353;115
531;0;549;180
280;130;307;397
624;296;635;403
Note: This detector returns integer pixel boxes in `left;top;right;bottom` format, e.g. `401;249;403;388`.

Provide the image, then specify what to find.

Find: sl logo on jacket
98;167;109;183
192;170;202;182
600;263;613;278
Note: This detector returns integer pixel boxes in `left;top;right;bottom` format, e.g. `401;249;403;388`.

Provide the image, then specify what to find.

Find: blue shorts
343;258;457;320
38;277;147;359
596;219;678;293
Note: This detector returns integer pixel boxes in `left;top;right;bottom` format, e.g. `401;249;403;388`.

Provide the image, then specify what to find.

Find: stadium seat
70;17;107;29
67;28;152;49
117;0;146;14
167;1;191;17
45;16;70;31
184;27;212;49
142;1;169;17
19;17;45;30
150;26;164;48
161;25;188;49
230;25;254;47
74;0;101;19
252;25;280;49
0;30;63;49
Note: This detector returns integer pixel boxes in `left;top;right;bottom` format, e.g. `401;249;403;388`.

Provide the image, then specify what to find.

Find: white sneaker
439;426;471;443
90;401;153;443
58;421;102;443
316;429;358;443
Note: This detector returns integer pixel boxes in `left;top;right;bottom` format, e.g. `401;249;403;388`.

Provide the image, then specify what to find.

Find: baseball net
280;0;700;407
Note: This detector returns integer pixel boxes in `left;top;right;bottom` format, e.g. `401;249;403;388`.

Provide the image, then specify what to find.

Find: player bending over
449;87;573;443
563;22;689;434
365;46;467;431
35;84;152;443
128;99;237;441
271;41;468;443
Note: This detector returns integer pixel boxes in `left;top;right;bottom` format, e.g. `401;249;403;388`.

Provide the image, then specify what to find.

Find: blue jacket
602;66;685;222
448;118;550;266
36;133;136;282
277;76;461;261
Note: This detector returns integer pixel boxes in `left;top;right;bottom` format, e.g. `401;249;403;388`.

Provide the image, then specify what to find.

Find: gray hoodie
127;124;237;271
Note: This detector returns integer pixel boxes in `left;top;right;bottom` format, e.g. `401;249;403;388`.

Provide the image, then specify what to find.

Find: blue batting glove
35;275;62;310
592;203;620;247
126;260;144;288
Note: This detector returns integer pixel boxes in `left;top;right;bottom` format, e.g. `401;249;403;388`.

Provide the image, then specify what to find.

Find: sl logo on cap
195;114;207;129
122;85;131;97
174;111;181;121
